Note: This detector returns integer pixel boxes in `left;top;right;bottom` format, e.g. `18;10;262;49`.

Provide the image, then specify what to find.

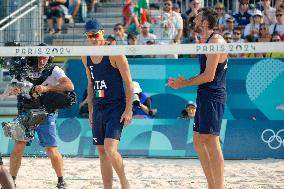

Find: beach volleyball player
81;18;133;189
167;8;228;189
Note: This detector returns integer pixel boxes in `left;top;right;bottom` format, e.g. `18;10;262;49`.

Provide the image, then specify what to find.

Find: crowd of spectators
117;0;284;58
44;0;96;34
44;0;284;58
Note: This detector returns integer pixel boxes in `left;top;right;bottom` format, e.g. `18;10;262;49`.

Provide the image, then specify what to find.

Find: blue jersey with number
87;56;125;105
198;33;227;104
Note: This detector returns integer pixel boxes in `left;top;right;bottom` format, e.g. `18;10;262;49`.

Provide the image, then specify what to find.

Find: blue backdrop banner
1;58;284;159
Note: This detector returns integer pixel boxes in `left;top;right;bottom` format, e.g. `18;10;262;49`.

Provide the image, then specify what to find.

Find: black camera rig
0;43;76;141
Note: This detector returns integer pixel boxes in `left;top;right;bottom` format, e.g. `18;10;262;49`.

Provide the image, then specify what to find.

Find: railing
0;0;43;46
0;0;32;20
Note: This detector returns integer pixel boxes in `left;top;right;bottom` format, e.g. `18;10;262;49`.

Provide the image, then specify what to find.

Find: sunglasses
114;27;123;31
84;31;104;39
186;107;196;112
276;14;283;17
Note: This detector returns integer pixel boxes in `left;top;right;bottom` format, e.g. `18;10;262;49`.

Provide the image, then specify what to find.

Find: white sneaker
69;17;75;27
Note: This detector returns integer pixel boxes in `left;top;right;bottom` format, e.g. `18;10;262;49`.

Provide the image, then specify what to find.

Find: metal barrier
0;0;43;46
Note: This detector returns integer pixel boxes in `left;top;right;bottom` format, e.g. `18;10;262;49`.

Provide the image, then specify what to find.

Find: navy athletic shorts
92;101;126;145
193;96;225;136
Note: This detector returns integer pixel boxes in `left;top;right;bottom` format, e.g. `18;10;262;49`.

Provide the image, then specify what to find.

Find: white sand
1;157;284;189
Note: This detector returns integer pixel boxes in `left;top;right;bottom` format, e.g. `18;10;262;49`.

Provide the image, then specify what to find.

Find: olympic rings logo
261;129;284;150
125;46;138;54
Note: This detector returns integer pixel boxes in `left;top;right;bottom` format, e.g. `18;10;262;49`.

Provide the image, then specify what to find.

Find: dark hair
224;32;232;36
233;26;242;31
106;34;116;41
201;8;218;29
149;3;160;10
146;40;155;45
38;42;48;46
271;32;280;37
181;109;188;117
239;0;250;4
276;9;283;14
114;23;123;28
37;42;53;63
127;33;137;40
246;34;257;42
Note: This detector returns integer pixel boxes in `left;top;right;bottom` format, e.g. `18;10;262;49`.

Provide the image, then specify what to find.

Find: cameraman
0;154;15;189
132;81;155;119
8;54;74;189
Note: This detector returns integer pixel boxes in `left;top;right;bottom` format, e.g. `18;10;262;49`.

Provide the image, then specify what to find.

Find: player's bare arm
167;36;225;89
82;56;94;127
35;77;74;93
111;55;133;127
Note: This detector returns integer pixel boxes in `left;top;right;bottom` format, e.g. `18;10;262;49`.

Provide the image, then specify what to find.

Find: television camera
0;43;76;141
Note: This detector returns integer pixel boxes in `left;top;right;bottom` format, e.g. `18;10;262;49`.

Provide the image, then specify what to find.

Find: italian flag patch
95;90;105;97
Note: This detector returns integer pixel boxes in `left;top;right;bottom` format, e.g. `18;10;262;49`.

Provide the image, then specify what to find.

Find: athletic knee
197;134;214;145
104;145;117;157
96;146;107;157
193;133;205;149
46;148;61;159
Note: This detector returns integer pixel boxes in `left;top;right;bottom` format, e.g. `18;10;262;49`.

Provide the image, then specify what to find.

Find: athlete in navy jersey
167;8;227;189
86;55;125;105
82;19;133;189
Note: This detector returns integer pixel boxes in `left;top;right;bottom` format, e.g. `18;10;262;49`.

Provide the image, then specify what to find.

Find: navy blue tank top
87;56;125;105
198;32;227;103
